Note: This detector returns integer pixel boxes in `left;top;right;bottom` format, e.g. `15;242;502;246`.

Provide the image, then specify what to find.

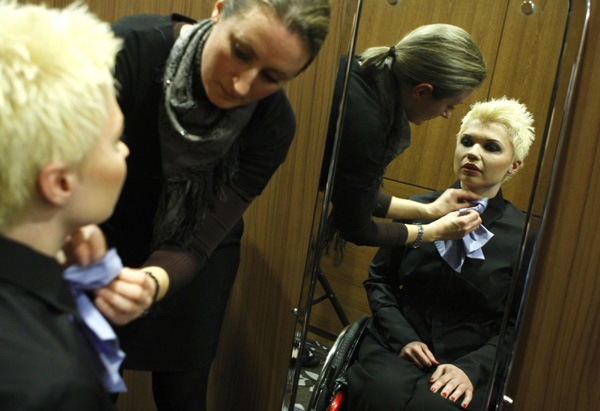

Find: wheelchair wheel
308;315;369;411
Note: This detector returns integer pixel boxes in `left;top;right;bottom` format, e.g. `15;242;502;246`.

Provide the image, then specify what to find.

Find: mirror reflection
340;97;536;411
286;0;570;409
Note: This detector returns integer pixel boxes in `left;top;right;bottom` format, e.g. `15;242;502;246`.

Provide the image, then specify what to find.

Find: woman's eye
261;72;279;84
461;137;473;146
232;43;250;62
485;142;501;152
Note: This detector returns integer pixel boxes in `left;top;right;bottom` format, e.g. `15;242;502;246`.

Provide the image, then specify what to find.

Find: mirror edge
486;0;591;409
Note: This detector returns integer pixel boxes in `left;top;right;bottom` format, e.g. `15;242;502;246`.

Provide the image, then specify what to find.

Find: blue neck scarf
434;198;494;273
63;248;126;392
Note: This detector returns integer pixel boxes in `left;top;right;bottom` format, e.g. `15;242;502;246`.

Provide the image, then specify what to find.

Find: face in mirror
287;0;571;409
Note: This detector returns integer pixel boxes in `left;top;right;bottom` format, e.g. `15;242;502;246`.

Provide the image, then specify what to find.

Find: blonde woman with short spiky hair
458;96;536;175
0;0;121;229
0;1;156;408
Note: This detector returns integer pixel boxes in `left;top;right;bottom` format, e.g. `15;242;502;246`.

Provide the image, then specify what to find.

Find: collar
448;180;506;227
0;235;76;314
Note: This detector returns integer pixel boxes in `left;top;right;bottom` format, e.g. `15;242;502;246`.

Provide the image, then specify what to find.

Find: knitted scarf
154;19;257;248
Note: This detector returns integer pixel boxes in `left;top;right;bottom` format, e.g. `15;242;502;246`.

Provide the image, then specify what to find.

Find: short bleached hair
0;1;122;228
457;96;535;165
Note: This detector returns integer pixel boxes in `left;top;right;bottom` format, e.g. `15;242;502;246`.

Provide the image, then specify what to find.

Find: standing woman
325;24;487;256
101;0;330;409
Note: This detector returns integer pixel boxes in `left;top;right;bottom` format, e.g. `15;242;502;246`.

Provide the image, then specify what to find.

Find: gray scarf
154;19;257;247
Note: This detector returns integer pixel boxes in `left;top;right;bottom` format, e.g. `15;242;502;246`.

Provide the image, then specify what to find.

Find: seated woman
346;97;535;410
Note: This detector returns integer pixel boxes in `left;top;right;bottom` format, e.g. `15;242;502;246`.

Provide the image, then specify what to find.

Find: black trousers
346;334;487;411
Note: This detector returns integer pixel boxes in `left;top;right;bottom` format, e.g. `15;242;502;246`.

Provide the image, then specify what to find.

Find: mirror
283;0;590;410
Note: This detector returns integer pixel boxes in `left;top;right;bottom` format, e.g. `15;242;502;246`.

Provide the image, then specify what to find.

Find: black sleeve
145;182;252;296
327;60;408;247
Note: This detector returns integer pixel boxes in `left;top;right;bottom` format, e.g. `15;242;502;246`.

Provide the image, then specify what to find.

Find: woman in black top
325;24;488;254
100;0;331;409
346;97;535;410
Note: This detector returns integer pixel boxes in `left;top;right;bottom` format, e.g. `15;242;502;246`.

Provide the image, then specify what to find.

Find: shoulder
408;190;443;205
0;289;111;409
112;13;194;39
495;199;525;231
113;13;171;39
112;13;195;63
245;88;296;144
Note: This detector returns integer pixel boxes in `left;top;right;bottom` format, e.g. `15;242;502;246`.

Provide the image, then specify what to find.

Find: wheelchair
307;315;370;411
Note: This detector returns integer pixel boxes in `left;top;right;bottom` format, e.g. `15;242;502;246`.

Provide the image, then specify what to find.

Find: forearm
143;182;252;298
386;196;434;220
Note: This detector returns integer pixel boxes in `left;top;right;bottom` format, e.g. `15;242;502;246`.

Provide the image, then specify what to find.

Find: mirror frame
281;1;363;408
282;1;591;409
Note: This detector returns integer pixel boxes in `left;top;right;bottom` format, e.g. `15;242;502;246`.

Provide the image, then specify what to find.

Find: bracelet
144;271;160;303
410;223;424;249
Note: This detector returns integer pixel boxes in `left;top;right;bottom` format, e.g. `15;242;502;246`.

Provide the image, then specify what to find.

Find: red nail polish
429;378;434;382
442;392;447;398
463;404;467;408
450;397;455;401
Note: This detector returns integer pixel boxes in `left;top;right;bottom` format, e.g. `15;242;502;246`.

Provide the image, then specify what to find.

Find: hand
429;364;474;408
61;225;107;267
399;341;439;368
93;268;156;325
424;210;482;242
427;189;482;219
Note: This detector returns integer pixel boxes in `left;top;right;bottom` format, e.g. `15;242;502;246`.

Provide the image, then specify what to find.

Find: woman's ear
411;83;434;99
37;162;78;207
507;160;522;176
211;0;225;24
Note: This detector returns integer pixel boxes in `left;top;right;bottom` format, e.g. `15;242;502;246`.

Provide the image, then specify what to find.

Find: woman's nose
232;69;258;97
466;146;481;160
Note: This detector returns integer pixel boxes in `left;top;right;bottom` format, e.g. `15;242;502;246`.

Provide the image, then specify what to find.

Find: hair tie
387;46;396;59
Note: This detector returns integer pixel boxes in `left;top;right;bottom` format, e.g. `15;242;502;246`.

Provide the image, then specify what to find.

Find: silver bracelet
410;223;424;249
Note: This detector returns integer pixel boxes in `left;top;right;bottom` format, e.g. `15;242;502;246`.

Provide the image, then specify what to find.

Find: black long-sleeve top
102;13;296;296
325;57;410;247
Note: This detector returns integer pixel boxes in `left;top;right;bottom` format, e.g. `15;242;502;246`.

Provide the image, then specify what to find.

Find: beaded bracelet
410;223;424;249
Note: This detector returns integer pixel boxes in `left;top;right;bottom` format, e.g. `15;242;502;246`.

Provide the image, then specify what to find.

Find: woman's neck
460;181;501;199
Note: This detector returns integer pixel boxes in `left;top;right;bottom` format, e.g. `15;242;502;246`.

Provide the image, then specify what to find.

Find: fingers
459;389;473;408
429;364;474;408
93;268;155;325
460;210;482;229
63;225;107;266
400;342;439;368
453;188;482;202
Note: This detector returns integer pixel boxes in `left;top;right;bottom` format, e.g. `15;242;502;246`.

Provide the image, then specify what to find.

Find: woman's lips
462;163;481;175
220;84;238;101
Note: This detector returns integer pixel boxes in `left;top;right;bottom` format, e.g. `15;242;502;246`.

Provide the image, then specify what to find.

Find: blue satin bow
63;248;127;392
434;198;494;273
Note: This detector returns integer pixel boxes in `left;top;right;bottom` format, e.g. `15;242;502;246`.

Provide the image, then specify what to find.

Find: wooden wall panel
487;0;569;212
503;2;600;408
360;0;508;193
